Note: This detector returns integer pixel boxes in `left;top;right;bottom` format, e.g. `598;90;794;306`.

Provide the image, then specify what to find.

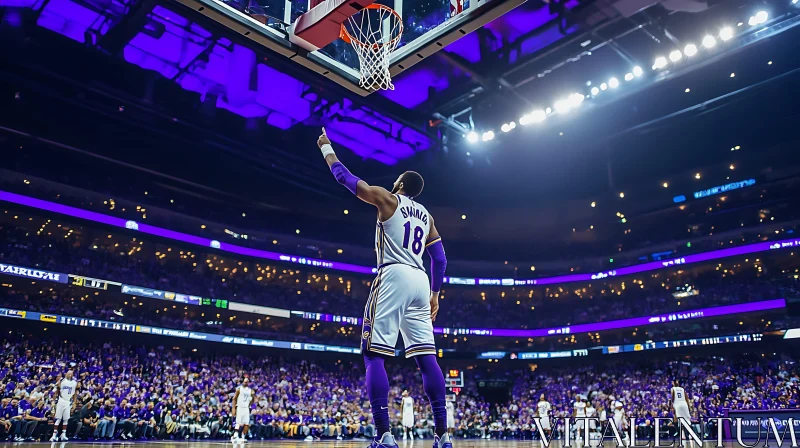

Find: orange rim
340;3;403;48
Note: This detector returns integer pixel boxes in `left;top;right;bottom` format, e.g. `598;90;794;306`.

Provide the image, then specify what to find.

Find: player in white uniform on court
573;395;587;441
50;370;78;442
401;391;415;440
671;380;694;444
586;400;597;438
671;380;692;424
319;129;452;448
232;377;254;443
536;394;552;438
446;400;456;434
612;401;627;438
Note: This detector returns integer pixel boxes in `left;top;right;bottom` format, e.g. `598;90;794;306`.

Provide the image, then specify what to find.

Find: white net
342;5;403;91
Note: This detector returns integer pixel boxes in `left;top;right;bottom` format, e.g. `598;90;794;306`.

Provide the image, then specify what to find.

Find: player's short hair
400;171;424;198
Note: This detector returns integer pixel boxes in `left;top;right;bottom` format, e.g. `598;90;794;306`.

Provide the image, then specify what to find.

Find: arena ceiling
1;0;800;254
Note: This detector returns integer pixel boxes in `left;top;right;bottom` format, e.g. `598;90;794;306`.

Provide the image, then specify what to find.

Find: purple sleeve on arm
426;238;447;292
330;162;361;195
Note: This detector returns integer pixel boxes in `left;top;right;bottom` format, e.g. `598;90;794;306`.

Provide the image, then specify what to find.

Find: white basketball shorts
447;414;456;429
362;264;435;358
402;412;415;428
55;401;71;422
236;408;250;426
538;416;551;430
674;402;691;421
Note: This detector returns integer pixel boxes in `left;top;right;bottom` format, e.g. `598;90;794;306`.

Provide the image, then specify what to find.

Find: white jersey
574;401;587;417
671;386;687;404
446;401;455;428
237;386;253;409
376;195;431;270
402;397;414;414
614;409;625;424
58;379;77;403
537;401;551;418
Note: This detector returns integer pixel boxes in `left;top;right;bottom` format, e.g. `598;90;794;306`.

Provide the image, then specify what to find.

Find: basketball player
612;401;627;438
573;395;587;441
50;370;78;442
536;394;552;439
445;400;455;435
671;380;693;442
586;399;597;439
318;128;451;448
231;377;254;443
401;391;414;440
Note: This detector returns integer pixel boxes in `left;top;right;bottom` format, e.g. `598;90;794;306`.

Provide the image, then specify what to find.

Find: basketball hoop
340;4;403;91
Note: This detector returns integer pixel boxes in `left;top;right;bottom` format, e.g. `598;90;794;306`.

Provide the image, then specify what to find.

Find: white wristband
320;144;335;158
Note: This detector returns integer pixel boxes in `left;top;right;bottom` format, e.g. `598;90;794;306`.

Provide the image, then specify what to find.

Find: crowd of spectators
1;219;797;330
4;162;800;268
1;335;797;442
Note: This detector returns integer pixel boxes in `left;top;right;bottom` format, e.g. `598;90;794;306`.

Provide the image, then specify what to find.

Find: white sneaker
378;433;397;446
337;435;343;440
402;433;407;441
59;434;69;442
304;436;314;442
231;435;240;443
50;435;58;442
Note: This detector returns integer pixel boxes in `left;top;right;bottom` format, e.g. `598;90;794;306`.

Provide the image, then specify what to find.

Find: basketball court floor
0;441;783;447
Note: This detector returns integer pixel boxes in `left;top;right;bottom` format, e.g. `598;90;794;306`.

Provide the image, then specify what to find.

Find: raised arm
425;216;447;321
317;128;397;219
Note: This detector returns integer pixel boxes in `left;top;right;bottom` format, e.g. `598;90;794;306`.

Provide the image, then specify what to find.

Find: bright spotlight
466;132;479;143
591;86;600;96
608;77;619;88
719;27;734;41
530;110;547;123
702;35;717;48
633;66;643;77
669;50;683;62
554;99;571;114
568;93;585;107
501;122;516;132
684;44;698;57
482;131;495;142
749;10;768;26
600;83;608;91
653;56;668;69
794;0;798;5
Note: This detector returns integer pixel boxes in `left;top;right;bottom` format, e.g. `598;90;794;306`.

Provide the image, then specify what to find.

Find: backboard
174;0;526;95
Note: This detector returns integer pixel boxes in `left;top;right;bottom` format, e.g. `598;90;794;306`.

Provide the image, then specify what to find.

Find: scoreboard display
445;369;464;388
70;275;119;291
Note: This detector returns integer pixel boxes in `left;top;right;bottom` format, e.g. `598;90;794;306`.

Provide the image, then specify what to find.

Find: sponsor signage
0;307;361;355
0;263;68;283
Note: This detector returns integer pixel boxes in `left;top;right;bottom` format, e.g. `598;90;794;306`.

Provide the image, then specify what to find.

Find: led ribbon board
0;262;785;339
1;190;797;286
